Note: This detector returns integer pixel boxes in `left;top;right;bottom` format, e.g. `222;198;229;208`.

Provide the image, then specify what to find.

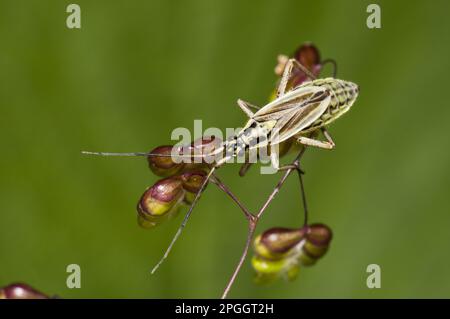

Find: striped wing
253;85;330;145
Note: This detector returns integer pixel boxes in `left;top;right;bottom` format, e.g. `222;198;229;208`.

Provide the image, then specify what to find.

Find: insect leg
276;163;305;174
277;59;294;97
270;151;280;170
292;59;317;81
321;127;336;147
237;99;260;118
239;162;253;177
151;166;216;274
277;59;317;97
296;133;335;149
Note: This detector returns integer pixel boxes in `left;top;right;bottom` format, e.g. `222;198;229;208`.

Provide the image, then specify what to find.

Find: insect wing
269;88;331;144
252;85;323;123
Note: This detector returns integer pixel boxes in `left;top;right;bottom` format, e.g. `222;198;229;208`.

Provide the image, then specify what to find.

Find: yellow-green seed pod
254;227;306;260
137;177;185;229
285;264;300;281
297;248;317;266
299;223;333;267
252;255;300;284
252;255;287;284
252;223;333;283
252;255;286;274
252;227;306;283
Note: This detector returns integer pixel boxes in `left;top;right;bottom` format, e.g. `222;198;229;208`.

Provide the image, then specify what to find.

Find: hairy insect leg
270;151;280;170
296;136;333;149
151;167;216;274
292;59;318;81
236;99;259;118
277;58;317;97
277;163;305;175
321;127;336;146
296;128;335;150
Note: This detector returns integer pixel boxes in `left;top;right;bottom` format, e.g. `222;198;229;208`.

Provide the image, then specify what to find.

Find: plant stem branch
211;174;254;220
220;146;307;299
221;218;256;299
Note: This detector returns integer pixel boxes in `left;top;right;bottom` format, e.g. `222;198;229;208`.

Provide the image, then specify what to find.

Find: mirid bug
83;57;359;273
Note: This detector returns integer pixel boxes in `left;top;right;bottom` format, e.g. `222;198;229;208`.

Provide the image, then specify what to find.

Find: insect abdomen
302;78;359;132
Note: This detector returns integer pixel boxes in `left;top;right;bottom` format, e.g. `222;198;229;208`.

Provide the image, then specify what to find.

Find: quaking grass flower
137;171;207;229
147;136;221;177
142;135;219;228
252;224;332;283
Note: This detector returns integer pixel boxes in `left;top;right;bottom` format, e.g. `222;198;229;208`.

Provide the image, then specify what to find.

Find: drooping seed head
305;223;333;246
0;283;49;299
299;223;333;266
251;255;296;284
147;145;184;177
252;223;333;282
291;43;322;87
137;177;184;228
254;227;306;260
294;43;321;69
252;227;306;283
183;136;222;168
179;171;207;204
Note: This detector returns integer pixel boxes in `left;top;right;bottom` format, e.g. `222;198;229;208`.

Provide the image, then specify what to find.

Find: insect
83;58;359;273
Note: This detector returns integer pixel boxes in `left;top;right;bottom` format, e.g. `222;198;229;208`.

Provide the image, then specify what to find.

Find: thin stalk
221;147;307;299
297;167;309;226
211;174;253;220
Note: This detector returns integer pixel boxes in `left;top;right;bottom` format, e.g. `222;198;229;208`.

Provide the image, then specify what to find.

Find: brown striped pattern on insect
301;77;359;133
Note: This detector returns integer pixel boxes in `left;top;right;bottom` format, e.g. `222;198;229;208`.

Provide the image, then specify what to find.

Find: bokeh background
1;0;450;298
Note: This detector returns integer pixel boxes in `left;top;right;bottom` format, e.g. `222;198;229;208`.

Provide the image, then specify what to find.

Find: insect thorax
215;121;273;166
301;78;359;133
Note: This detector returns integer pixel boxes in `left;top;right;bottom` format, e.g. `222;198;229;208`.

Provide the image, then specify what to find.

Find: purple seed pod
254;227;306;260
294;43;321;69
147;136;222;177
252;223;334;282
0;283;49;299
137;177;185;228
183;136;222;169
147;145;185;177
299;223;333;266
290;43;323;88
179;171;208;204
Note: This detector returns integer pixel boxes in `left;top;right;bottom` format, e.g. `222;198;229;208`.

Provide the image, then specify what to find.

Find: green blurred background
1;0;450;298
